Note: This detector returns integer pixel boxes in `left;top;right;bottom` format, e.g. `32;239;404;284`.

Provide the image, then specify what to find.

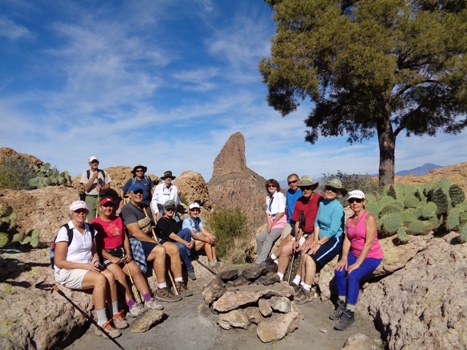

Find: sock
277;272;284;281
158;282;167;289
302;283;311;291
143;292;152;302
174;277;183;282
127;299;136;309
347;304;356;312
112;301;119;315
339;295;346;302
96;308;107;326
293;275;301;285
271;254;277;260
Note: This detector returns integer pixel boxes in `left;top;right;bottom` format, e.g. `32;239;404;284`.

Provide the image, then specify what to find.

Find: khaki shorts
55;268;89;290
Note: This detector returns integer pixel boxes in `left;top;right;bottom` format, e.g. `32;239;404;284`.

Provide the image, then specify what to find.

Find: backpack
86;169;105;181
131;175;151;185
50;223;96;269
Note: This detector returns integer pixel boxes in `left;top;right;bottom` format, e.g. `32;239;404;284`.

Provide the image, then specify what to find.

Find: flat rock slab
256;311;301;343
130;310;167;333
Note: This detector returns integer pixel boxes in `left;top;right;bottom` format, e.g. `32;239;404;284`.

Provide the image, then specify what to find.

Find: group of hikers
53;156;382;339
255;173;383;331
54;157;217;338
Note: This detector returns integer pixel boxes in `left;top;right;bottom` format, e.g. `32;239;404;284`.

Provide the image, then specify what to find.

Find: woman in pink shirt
331;190;383;331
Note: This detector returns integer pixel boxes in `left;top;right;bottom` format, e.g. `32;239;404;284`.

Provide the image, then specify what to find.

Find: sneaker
155;287;182;302
128;303;147;318
295;288;313;305
334;308;355;331
290;283;302;295
95;322;121;339
175;282;193;297
145;298;164;311
329;299;346;320
187;269;197;280
112;311;129;329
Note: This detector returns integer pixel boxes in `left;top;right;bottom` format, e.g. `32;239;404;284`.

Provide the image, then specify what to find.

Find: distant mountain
396;163;442;176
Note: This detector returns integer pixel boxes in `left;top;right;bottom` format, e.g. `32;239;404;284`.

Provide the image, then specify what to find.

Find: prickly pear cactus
28;162;72;189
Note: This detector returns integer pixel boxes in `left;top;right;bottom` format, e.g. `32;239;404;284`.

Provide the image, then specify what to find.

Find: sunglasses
267;185;276;188
135;169;144;173
325;186;337;193
91;160;99;164
288;180;298;185
132;190;144;195
73;209;88;214
301;186;313;191
165;208;175;212
348;198;364;204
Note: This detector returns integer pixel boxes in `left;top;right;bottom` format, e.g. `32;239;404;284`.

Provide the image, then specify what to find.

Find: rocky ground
65;267;382;350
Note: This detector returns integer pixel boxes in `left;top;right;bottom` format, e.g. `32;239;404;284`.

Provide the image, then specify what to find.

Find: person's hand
267;223;272;233
292;239;300;252
334;258;348;271
96;185;101;193
300;237;312;253
347;263;360;274
88;261;102;272
124;255;132;263
186;240;194;249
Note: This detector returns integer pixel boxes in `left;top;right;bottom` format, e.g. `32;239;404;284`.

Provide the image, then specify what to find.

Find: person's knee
164;242;179;256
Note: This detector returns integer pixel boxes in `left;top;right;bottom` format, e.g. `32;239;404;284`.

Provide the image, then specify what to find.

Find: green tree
259;0;467;185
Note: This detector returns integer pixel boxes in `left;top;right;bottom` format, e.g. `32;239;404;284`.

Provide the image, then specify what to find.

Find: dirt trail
66;272;382;350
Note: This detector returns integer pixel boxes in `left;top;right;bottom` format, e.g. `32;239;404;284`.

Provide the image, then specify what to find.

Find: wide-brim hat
325;178;348;196
296;175;319;190
131;164;148;175
161;170;176;180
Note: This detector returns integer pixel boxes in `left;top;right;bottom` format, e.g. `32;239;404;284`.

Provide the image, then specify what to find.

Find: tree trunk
376;115;396;186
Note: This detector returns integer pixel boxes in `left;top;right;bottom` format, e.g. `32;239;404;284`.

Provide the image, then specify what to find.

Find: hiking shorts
307;235;342;268
55;268;89;290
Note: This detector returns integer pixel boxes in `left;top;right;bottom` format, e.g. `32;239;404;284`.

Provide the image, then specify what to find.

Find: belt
86;194;98;197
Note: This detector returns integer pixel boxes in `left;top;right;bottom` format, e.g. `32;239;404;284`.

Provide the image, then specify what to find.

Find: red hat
100;197;115;206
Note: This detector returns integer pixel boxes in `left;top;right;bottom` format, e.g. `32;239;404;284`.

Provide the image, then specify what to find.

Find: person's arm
292;220;302;252
125;222;156;243
82;170;98;192
348;213;378;274
122;230;133;263
323;203;344;239
334;226;351;271
99;172;111;193
168;231;194;248
151;185;160;216
199;226;215;243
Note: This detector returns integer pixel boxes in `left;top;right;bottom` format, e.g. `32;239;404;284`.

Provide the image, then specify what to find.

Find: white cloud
0;16;29;39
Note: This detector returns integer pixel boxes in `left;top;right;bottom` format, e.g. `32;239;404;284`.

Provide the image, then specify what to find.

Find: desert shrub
320;170;382;205
205;206;249;262
0;157;35;190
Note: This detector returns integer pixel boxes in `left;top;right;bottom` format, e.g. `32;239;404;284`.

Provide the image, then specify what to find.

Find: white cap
88;156;98;162
70;200;89;212
347;190;365;200
189;202;200;210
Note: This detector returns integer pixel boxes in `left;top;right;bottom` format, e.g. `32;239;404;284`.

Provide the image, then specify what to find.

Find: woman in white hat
54;201;121;339
182;202;218;266
295;178;346;305
331;190;383;331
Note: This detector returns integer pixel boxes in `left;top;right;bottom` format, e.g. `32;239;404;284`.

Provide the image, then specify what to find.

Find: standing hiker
54;201;124;339
151;170;179;221
80;156;111;221
120;164;154;208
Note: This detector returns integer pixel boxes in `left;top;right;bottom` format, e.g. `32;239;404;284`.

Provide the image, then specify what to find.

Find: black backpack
50;223;96;269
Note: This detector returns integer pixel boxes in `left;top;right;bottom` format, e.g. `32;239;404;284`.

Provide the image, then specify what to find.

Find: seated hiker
182;202;218;266
270;176;322;282
156;200;197;282
120;184;184;302
90;197;164;317
54;200;124;339
295;178;346;305
79;156;111;221
255;179;286;264
120;164;154;208
151;170;179;221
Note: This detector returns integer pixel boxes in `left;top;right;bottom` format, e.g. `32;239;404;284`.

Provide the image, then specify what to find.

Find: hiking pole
193;257;217;276
35;282;126;350
123;253;142;304
150;227;179;295
96;193;100;219
288;211;306;284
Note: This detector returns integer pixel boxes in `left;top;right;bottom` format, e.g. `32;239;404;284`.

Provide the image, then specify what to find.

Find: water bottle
50;247;55;269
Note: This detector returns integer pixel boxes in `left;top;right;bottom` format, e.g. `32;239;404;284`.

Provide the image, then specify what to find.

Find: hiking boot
155;287;182;302
145;298;164;311
295;288;313;305
112;311;129;329
175;282;193;297
329;299;346;320
187;269;197;280
95;322;121;339
334;308;355;331
128;303;147;318
290;282;302;295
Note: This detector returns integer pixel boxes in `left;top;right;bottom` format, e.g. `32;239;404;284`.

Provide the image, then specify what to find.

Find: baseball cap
128;184;143;192
88;156;99;163
164;200;177;210
100;197;115;206
189;202;200;210
347;190;365;200
70;200;89;212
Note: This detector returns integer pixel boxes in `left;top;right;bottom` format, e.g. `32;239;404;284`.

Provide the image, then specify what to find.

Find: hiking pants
255;227;282;264
175;228;194;271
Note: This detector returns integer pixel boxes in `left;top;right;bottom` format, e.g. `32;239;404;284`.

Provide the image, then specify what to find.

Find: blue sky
1;0;465;182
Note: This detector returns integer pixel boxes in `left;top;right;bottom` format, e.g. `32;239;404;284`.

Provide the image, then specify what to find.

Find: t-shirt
266;191;287;229
286;188;302;223
54;220;93;271
79;169;111;195
347;211;383;259
90;216;125;250
156;216;180;242
120;202;153;237
291;193;323;233
122;176;154;204
182;216;202;235
314;199;344;239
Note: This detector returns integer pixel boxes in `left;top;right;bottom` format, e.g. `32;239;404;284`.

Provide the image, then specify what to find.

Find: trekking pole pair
35;282;126;350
